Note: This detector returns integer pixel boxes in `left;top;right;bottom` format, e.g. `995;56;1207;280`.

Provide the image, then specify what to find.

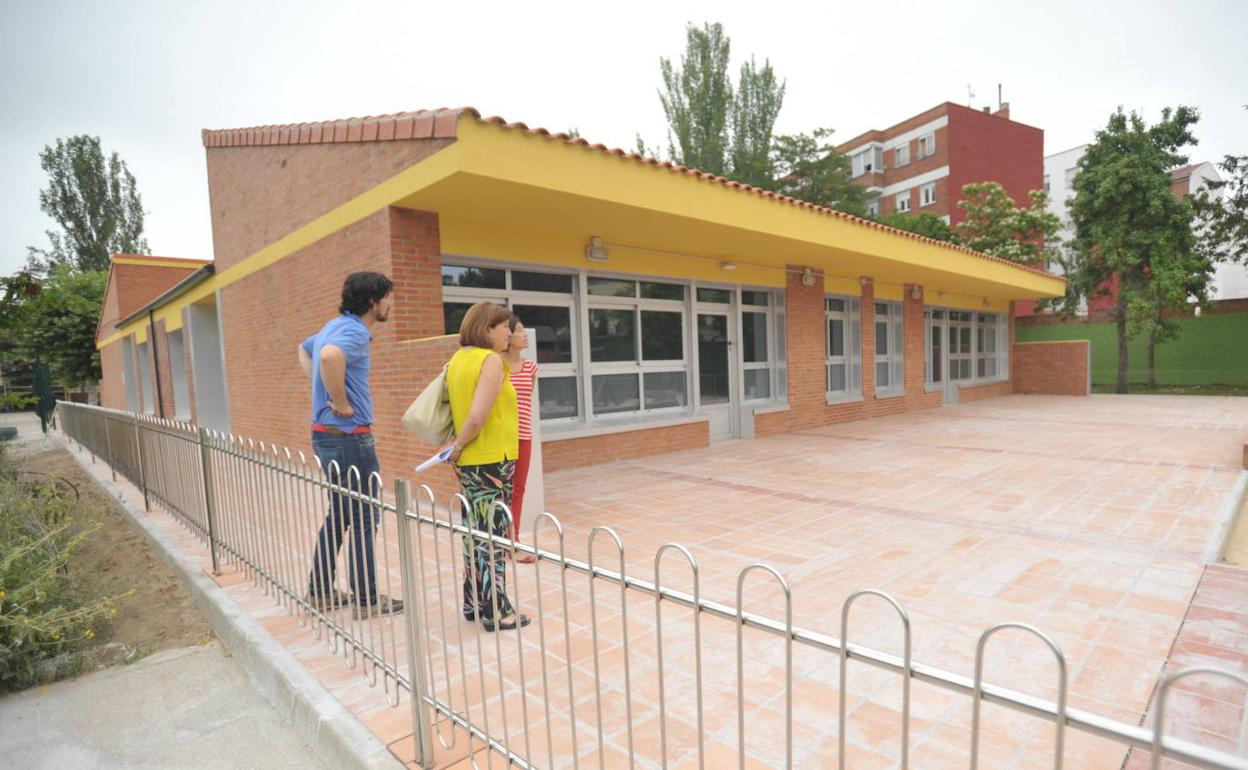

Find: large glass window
440;262;579;421
826;296;862;399
874;302;904;397
586;275;688;416
440;260;786;428
740;292;773;402
925;309;944;389
927;308;1008;389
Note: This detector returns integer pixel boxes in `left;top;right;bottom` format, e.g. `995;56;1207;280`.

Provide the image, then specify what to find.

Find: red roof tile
201;108;1061;283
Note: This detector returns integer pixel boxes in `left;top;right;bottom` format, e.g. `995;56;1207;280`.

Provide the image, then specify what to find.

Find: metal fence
56;401;1248;770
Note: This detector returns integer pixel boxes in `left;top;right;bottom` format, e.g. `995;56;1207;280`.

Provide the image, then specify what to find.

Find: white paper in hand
414;447;453;473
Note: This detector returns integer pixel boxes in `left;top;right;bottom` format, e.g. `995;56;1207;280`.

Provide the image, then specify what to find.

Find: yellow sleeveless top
446;346;519;466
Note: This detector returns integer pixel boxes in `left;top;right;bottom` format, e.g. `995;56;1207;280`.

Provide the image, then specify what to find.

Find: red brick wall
219;208;392;451
754;271;946;438
98;264;200;330
216;205;455;496
205;139;452;270
152;319;175;418
1012;340;1090;396
99;341;125;410
542;421;710;471
388;208;445;340
946;104;1044;227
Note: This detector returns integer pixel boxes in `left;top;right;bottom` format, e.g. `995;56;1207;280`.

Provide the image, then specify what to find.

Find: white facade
1042;149;1248;301
1042;144;1088;265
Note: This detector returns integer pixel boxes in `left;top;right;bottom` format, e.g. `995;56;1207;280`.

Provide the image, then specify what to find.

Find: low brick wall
1012;340;1090;396
541;420;710;471
957;379;1014;403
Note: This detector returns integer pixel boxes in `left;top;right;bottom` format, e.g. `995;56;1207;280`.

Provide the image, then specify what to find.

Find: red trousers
512;438;532;538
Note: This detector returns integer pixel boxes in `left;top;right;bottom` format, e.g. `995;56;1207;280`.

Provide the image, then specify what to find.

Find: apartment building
1044;148;1247;303
835;102;1044;224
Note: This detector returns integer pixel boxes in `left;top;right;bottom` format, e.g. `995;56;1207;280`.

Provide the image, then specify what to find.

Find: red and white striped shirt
509;359;539;440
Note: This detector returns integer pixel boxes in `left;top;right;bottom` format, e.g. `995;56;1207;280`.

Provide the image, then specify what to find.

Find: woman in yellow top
445;302;529;631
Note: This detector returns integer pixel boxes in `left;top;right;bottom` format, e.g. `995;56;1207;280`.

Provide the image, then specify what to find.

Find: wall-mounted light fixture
982;296;991;307
720;261;738;271
586;236;609;262
801;267;817;286
859;276;870;287
910;286;923;300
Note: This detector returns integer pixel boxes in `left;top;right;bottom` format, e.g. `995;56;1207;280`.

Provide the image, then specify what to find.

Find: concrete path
0;641;331;770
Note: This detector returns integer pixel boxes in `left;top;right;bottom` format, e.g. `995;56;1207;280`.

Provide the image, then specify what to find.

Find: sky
2;0;1245;277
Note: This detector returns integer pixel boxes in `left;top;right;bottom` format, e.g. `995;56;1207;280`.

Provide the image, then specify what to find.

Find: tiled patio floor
61;394;1248;769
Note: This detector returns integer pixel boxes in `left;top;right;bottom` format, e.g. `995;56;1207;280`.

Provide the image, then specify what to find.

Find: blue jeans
306;432;381;604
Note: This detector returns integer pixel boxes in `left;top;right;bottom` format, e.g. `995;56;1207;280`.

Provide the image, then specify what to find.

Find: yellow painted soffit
449;120;1066;299
97;143;464;349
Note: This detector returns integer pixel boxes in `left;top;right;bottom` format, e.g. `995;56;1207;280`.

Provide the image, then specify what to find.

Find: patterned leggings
453;460;516;620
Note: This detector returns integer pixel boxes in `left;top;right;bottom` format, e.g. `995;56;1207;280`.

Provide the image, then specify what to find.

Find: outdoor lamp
585;236;609;262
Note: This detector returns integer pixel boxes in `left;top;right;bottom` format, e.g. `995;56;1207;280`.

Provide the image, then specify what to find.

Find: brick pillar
784;264;826;423
903;284;925;401
182;307;198;424
861;278;876;400
388;207;445;340
153;319;176;418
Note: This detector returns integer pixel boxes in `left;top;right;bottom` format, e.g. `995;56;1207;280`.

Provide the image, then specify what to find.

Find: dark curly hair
339;272;394;316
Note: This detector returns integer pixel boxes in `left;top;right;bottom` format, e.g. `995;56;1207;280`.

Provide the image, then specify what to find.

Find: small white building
1042;148;1248;301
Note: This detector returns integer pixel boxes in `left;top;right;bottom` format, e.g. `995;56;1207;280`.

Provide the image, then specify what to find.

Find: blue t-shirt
302;314;373;431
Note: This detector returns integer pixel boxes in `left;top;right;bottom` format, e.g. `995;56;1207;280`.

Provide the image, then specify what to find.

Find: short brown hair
458;302;512;348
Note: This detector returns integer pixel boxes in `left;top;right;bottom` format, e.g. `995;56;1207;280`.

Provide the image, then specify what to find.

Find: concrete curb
1204;468;1248;563
53;433;406;770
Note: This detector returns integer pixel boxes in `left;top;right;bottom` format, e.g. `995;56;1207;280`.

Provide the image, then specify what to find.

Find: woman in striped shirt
504;313;538;563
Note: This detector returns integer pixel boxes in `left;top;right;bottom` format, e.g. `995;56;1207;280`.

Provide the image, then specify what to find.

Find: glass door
696;310;735;440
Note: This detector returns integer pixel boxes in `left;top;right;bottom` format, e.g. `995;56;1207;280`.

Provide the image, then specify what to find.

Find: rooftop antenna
967;84;975;107
998;83;1003;110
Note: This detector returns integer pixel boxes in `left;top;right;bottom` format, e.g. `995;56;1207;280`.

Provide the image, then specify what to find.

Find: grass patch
1017;313;1248;387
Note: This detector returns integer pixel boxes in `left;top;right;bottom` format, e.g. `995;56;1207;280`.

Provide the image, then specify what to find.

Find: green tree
729;56;785;188
770;128;870;215
877;211;957;242
0;266;106;390
1193;153;1248;268
658;22;733;176
954;182;1062;267
1067;106;1201;393
27;135;149;274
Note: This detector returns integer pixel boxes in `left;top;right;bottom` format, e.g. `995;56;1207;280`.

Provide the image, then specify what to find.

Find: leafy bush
0;446;116;692
0;393;38;412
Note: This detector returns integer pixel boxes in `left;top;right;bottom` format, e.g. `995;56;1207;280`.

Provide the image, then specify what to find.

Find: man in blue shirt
298;271;403;618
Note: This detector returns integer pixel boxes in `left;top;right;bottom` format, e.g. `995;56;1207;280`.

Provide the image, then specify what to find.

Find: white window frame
895;143;911;167
920;182;936;207
927;308;1010;390
851;146;884;177
167;329;191;421
918;132;936;159
873;301;904;398
738;289;781;404
924;308;944;391
825;296;862;403
585;275;690;418
866;199;880;217
975;312;1009;382
441;260;581;425
896;191;911;213
136;341;155;414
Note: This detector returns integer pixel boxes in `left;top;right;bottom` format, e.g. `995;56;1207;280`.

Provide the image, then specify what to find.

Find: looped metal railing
55;401;1248;770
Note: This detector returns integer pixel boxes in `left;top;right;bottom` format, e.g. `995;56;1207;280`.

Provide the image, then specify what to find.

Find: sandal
482;613;530;632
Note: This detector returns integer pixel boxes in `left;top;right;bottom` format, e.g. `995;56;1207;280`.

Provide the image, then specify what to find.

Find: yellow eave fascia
97;142;464;350
113;256;210;270
452;119;1066;299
